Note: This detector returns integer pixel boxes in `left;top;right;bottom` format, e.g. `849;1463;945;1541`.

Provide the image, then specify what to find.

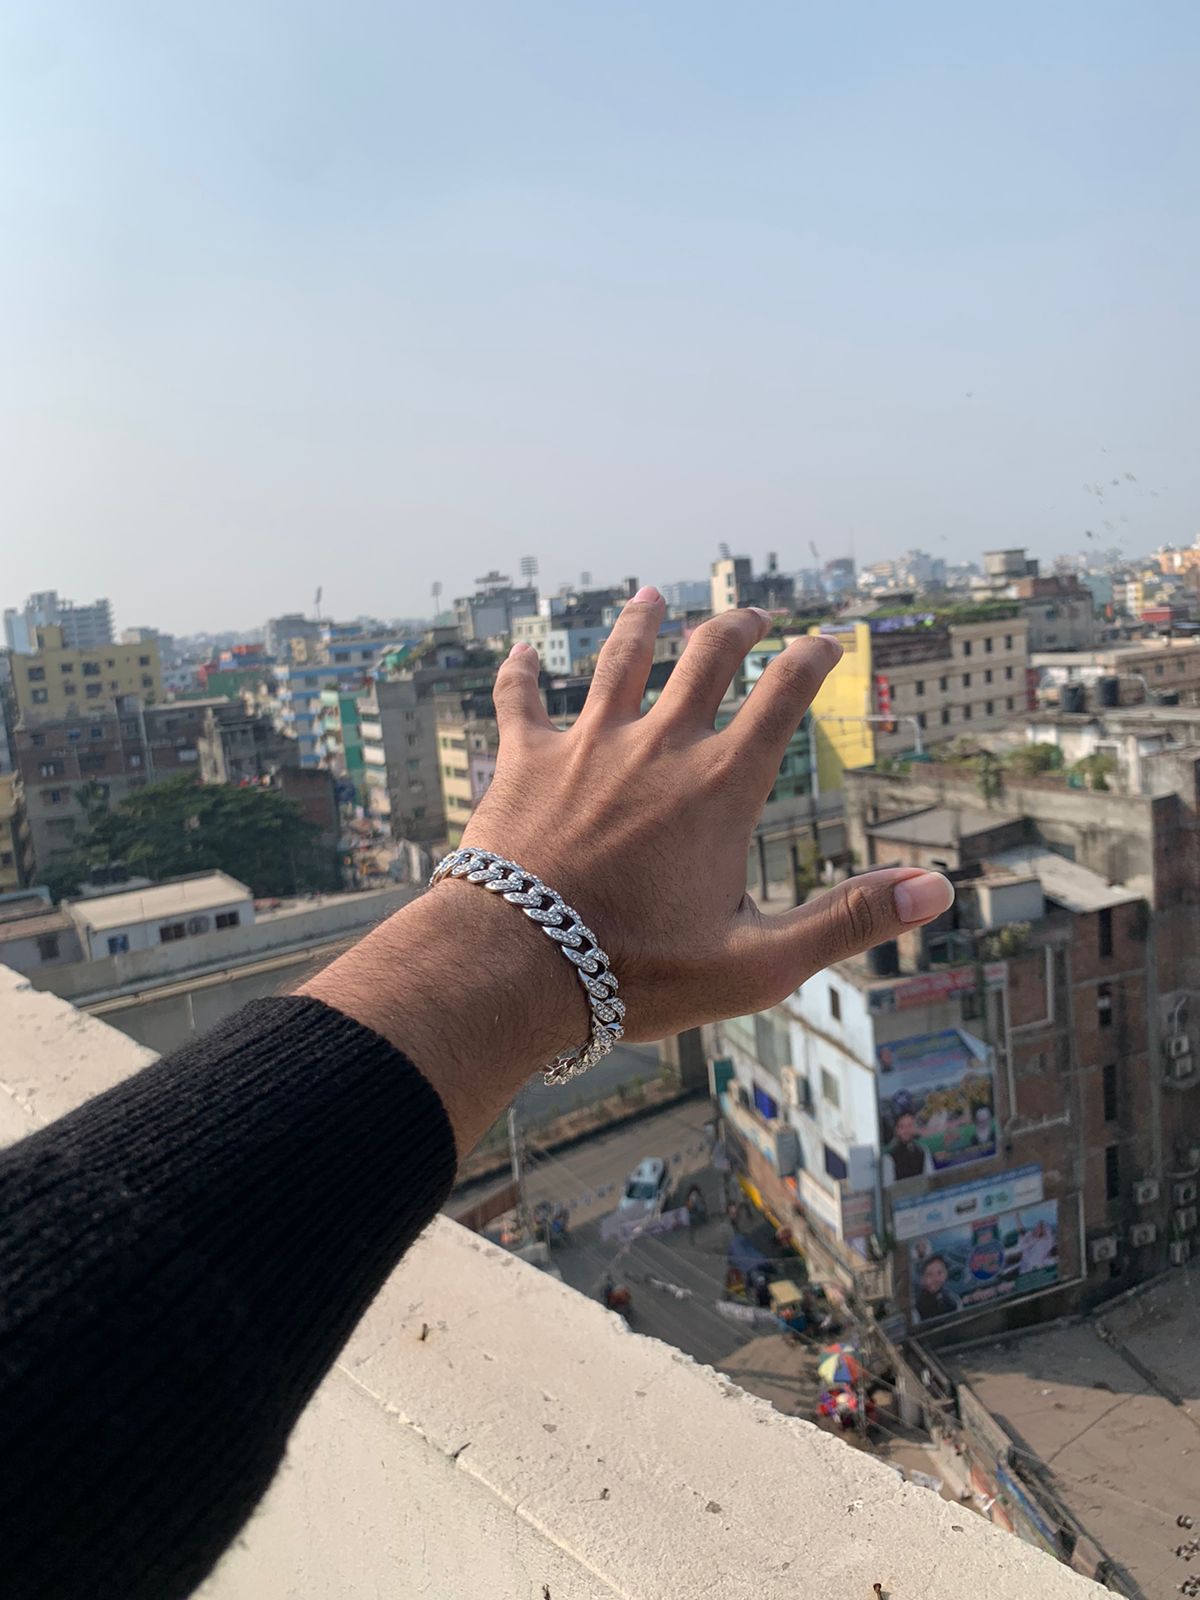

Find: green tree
59;776;336;898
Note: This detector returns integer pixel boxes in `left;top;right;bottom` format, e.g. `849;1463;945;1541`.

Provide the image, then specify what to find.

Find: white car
618;1157;671;1216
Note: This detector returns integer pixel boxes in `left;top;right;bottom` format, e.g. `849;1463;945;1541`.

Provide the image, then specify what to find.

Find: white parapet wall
0;967;1104;1600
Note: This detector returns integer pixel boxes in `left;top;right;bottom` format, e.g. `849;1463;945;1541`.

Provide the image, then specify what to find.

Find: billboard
891;1164;1044;1242
908;1198;1060;1326
877;1029;994;1186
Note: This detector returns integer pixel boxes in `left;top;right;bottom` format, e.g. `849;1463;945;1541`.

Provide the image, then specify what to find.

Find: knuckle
840;882;879;947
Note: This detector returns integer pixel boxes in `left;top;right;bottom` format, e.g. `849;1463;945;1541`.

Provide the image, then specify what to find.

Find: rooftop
868;804;1022;849
67;872;252;932
947;1272;1200;1600
0;968;1106;1599
985;846;1141;913
0;908;74;945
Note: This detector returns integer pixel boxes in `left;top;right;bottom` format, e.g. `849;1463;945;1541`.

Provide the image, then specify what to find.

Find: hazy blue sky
2;2;1197;634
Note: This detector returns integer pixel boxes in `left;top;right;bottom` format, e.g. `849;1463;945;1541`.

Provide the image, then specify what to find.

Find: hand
303;586;953;1153
460;587;953;1043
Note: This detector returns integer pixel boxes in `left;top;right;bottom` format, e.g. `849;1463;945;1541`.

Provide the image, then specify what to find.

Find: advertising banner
877;1029;994;1186
891;1164;1044;1242
908;1198;1060;1326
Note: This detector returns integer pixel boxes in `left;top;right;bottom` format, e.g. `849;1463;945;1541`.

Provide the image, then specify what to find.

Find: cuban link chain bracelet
429;847;625;1084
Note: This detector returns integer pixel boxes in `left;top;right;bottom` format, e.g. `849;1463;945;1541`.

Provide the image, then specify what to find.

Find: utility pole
507;1105;527;1238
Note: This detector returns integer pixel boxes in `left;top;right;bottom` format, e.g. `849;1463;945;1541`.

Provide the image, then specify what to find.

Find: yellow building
807;622;876;791
11;624;163;721
0;772;32;893
436;706;500;848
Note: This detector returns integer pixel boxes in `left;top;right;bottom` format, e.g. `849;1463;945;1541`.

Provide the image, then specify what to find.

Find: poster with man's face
908;1199;1060;1326
877;1029;995;1187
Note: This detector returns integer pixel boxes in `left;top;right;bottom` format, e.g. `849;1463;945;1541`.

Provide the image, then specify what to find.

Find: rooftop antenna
519;554;539;583
718;542;731;560
314;585;323;622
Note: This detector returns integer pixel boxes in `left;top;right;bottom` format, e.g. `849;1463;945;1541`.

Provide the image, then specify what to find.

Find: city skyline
2;2;1198;632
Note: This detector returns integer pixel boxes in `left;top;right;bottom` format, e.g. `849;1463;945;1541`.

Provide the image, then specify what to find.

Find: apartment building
4;590;114;654
709;552;795;615
511;612;614;675
453;573;538;642
0;773;32;893
10;624;162;722
435;694;499;848
12;699;222;880
1033;636;1200;707
808;610;1032;788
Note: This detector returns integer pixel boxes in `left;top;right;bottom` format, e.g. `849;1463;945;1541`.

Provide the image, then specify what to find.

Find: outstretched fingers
582;586;666;723
492;642;554;739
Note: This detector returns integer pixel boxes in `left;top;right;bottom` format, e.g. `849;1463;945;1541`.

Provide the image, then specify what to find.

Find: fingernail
508;641;533;658
749;607;772;623
631;585;661;605
893;873;955;924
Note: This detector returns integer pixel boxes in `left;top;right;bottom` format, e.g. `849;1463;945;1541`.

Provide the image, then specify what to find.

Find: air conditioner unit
779;1068;799;1109
186;915;211;936
1130;1223;1157;1247
1167;1034;1192;1060
1175;1206;1198;1232
1091;1236;1118;1263
1174;1181;1198;1206
1168;1054;1195;1081
1133;1179;1159;1206
1170;1240;1191;1266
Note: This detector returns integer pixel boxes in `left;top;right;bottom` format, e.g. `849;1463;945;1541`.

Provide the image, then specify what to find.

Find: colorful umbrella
817;1351;863;1387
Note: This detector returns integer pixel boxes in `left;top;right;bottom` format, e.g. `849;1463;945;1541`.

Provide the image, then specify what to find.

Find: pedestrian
0;596;955;1600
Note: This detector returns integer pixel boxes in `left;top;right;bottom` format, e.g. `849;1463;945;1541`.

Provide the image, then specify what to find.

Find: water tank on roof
1157;690;1180;707
1060;682;1086;714
867;940;901;977
1097;675;1120;708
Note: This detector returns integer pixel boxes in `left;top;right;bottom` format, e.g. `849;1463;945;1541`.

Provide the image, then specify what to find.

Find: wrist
298;880;585;1154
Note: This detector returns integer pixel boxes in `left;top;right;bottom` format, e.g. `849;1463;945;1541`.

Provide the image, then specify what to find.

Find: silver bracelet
429;847;625;1085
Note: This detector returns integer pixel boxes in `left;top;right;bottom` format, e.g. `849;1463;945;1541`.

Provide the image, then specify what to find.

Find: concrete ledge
0;965;1103;1599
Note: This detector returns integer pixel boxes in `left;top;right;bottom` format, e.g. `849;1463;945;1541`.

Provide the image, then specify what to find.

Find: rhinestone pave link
429;847;625;1084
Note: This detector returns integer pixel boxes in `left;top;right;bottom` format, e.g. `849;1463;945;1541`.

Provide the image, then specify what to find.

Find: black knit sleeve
0;995;458;1600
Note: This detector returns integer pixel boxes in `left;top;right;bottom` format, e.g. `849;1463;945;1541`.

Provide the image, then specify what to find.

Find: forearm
0;996;456;1600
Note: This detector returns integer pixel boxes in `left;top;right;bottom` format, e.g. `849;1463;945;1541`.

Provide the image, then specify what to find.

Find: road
513;1038;663;1133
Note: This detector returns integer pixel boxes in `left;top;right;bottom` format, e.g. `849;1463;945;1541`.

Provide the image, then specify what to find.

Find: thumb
765;868;955;985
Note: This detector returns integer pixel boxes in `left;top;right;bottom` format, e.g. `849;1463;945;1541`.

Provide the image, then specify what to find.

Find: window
107;934;130;955
0;851;10;869
86;683;103;698
752;1084;779;1121
917;711;926;730
1005;634;1013;650
1104;1143;1120;1200
215;910;241;930
67;727;81;741
27;666;45;682
915;679;925;696
46;789;64;804
829;986;841;1021
60;662;74;674
824;1145;848;1181
63;682;77;695
406;759;421;772
106;658;115;667
1098;906;1113;959
1155;663;1164;677
159;922;187;943
83;661;100;677
128;753;142;768
941;706;951;725
984;668;993;684
78;753;106;772
138;655;151;667
31;688;48;704
407;735;418;748
820;1069;840;1108
1102;1061;1118;1122
36;933;60;961
1007;697;1015;711
38;761;63;777
962;672;971;687
962;639;972;657
1097;981;1113;1027
30;732;45;747
1005;665;1014;680
939;675;948;692
962;703;972;720
985;636;994;654
986;700;994;716
141;675;154;689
